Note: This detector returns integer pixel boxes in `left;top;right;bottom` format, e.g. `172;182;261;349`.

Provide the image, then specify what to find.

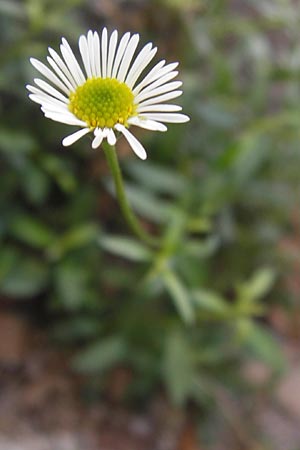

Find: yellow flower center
69;77;135;129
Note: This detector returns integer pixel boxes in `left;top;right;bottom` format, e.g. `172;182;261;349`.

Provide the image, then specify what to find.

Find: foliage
0;0;298;440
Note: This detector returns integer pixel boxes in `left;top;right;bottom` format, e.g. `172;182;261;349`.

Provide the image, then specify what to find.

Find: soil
0;307;300;450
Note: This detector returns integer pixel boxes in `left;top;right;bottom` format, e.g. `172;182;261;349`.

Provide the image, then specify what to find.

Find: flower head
27;29;189;159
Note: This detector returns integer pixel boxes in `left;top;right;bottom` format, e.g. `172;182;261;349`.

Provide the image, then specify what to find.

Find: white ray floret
27;28;189;160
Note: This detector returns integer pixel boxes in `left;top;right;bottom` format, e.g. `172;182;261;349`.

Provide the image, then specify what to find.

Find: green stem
102;141;159;248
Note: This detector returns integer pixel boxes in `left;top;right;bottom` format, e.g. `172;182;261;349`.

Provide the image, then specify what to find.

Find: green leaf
99;234;153;262
162;0;200;11
0;248;17;280
237;267;276;302
20;162;50;205
197;101;238;129
0;128;35;155
49;223;100;259
125;160;186;195
72;336;126;373
0;0;26;18
53;317;101;342
54;262;90;310
41;154;77;193
192;289;230;315
162;270;194;324
10;214;55;249
232;135;271;183
242;323;286;373
0;255;48;298
112;182;173;224
163;329;196;405
184;236;220;259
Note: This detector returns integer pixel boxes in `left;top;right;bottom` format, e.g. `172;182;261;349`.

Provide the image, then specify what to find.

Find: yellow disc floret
69;77;135;129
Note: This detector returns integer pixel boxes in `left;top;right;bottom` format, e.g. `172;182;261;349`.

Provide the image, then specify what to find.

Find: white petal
107;129;117;145
60;38;86;85
125;43;157;88
117;33;139;82
142;113;190;123
30;58;70;95
87;30;96;77
79;35;92;78
106;30;118;77
33;78;69;103
135;81;183;103
92;129;104;149
31;92;68;109
135;71;178;99
132;60;166;94
47;48;77;89
137;90;182;107
27;84;46;96
41;104;71;116
27;85;61;102
28;93;47;105
47;56;74;92
115;124;147;160
93;31;101;77
137;104;182;113
102;127;109;138
62;128;91;146
62;38;85;84
111;32;131;78
28;94;68;112
101;28;108;78
128;116;167;132
44;112;87;126
133;61;178;94
37;95;69;109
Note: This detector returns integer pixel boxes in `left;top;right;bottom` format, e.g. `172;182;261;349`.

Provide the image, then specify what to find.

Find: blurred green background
1;0;300;449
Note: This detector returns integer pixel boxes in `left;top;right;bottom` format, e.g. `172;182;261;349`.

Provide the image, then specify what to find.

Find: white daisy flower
27;29;189;160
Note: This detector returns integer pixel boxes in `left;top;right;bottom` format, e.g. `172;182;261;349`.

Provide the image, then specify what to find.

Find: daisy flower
27;28;189;160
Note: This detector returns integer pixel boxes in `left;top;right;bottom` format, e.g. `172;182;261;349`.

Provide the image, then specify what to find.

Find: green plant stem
102;141;159;248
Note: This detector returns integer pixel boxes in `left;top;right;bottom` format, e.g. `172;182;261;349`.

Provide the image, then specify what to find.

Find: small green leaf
117;183;173;224
163;270;194;324
53;317;101;342
99;234;153;262
125;160;186;195
185;236;220;259
0;127;35;155
41;154;77;193
0;256;48;298
197;101;238;129
0;0;26;18
72;336;126;373
192;289;229;315
20;162;50;204
163;329;195;405
54;262;89;310
242;323;286;373
49;223;100;259
237;267;276;302
10;214;55;248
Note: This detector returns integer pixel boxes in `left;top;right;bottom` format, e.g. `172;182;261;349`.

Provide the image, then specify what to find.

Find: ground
0;307;300;450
